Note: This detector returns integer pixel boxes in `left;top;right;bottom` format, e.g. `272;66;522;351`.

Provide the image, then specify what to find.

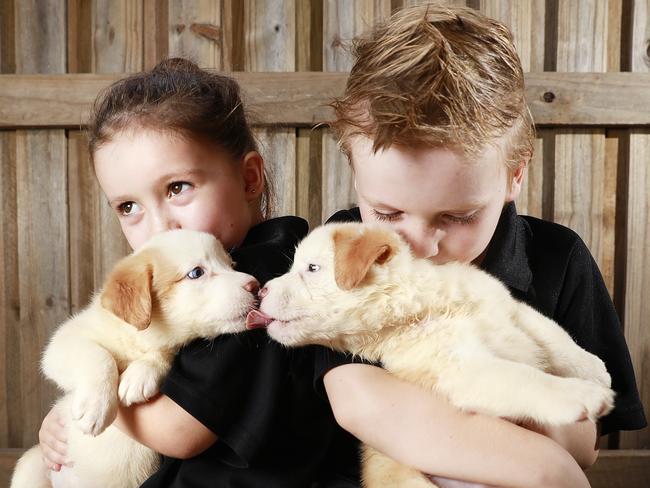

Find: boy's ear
241;151;265;201
100;250;154;330
333;226;396;290
506;162;526;202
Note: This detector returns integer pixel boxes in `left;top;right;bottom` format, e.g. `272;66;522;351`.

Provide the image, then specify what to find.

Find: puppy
12;229;259;488
248;223;614;488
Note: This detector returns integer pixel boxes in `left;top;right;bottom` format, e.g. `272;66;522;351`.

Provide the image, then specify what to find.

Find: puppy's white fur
12;229;258;488
259;223;614;488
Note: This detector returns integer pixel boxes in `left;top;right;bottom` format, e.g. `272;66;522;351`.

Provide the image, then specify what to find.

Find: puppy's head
101;229;258;345
252;223;410;351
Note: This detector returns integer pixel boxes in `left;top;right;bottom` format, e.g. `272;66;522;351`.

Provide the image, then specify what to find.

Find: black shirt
316;204;647;436
141;216;354;488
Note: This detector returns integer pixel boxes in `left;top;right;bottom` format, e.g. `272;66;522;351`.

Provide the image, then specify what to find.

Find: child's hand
39;405;70;471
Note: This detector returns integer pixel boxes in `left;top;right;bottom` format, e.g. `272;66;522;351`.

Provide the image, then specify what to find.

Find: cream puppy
250;223;614;488
12;229;258;488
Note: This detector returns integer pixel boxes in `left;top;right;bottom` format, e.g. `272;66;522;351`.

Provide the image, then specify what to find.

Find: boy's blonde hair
331;4;534;172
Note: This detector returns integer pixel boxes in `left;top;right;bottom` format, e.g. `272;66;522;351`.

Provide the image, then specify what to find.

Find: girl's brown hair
331;4;534;173
88;58;272;217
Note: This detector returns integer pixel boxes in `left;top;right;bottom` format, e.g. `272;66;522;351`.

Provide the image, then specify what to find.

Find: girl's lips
246;309;274;329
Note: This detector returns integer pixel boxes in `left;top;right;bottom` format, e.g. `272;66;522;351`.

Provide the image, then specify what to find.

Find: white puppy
12;229;259;488
249;223;614;488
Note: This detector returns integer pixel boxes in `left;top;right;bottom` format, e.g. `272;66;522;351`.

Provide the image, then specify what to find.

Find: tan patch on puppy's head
100;249;157;330
333;226;398;290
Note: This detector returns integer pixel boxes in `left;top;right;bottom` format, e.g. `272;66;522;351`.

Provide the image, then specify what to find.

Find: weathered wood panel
619;0;650;450
321;0;391;221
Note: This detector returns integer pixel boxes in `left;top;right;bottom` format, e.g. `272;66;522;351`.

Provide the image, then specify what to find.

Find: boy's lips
246;310;274;329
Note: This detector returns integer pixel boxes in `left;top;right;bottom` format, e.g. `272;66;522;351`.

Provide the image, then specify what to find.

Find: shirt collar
479;202;532;293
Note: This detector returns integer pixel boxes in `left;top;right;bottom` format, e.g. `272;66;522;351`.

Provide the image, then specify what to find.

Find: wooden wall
0;0;648;459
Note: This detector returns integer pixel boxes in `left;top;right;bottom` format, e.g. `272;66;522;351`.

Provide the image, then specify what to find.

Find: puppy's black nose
258;286;268;298
244;279;260;294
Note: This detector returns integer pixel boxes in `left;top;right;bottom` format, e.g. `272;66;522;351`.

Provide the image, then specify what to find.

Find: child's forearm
324;364;590;488
114;394;217;459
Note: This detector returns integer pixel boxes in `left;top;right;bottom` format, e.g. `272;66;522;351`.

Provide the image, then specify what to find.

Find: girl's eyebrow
153;168;205;185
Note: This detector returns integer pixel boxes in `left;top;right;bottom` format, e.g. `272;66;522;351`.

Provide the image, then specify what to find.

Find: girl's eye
371;209;402;222
187;266;205;279
168;181;192;198
117;201;140;216
308;264;320;272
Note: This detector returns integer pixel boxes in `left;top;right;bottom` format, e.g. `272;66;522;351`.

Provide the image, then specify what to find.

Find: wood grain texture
244;0;296;218
168;0;225;69
4;72;650;128
554;0;616;294
619;0;650;450
144;0;169;70
322;0;391;222
93;0;143;72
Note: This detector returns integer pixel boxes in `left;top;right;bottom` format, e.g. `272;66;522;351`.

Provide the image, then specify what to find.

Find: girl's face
349;136;523;265
94;129;263;251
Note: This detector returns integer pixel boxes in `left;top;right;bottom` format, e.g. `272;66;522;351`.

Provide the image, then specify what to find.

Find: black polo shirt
316;204;647;437
140;216;354;488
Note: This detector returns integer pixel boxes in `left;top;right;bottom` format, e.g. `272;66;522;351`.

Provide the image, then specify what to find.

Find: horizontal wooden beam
1;72;650;128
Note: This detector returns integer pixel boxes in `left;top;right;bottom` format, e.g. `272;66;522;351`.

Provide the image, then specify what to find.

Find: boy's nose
403;227;445;259
151;212;181;234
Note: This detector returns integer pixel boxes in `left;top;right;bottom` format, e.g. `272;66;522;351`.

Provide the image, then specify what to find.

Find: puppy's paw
118;361;162;406
71;385;118;436
537;378;615;425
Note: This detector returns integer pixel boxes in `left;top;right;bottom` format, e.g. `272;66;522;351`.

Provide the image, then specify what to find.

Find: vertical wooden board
12;0;67;448
243;0;296;218
296;0;323;228
168;0;225;69
620;131;650;450
68;0;93;73
14;0;65;74
480;0;546;218
619;0;650;449
93;0;144;72
1;0;17;73
15;131;69;447
399;0;473;8
554;0;615;292
322;0;391;222
143;0;169;69
0;131;19;448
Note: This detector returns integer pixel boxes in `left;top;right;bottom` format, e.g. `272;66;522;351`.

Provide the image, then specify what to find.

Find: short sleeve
160;331;267;467
313;346;376;399
555;241;647;435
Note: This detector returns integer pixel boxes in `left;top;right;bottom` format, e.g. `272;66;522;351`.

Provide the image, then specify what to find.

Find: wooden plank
143;0;168;70
322;0;391;222
0;0;17;73
3;72;650;128
93;0;143;72
244;0;296;218
479;0;546;218
296;0;323;228
585;450;650;488
0;131;19;448
554;0;616;293
619;0;650;451
168;0;225;69
12;0;68;450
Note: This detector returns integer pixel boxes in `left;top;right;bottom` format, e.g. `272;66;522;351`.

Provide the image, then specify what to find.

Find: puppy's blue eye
308;264;320;272
187;267;205;279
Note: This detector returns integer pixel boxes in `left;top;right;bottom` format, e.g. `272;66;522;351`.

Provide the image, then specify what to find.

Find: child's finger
41;442;68;467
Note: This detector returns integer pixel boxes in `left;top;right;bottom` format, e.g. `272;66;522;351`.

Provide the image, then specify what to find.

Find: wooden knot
190;23;221;42
543;91;556;103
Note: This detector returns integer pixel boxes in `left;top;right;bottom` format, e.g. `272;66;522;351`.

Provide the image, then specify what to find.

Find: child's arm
39;395;217;465
114;394;217;458
325;363;591;488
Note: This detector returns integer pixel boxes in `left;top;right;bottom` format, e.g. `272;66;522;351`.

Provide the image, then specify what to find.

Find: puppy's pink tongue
246;310;274;329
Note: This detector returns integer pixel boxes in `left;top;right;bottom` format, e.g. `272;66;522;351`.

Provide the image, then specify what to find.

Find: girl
38;57;353;488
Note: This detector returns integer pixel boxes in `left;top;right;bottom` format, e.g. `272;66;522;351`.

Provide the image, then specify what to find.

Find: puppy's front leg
42;324;119;436
513;304;610;388
438;355;614;426
118;350;174;406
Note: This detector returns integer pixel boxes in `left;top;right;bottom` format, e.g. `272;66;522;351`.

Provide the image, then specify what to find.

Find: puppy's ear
100;250;154;330
333;226;396;290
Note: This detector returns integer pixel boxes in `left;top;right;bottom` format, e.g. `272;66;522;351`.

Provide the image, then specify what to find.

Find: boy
317;5;646;487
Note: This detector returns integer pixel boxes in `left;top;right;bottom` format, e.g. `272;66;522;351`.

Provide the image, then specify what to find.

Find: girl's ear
241;151;265;201
506;162;526;202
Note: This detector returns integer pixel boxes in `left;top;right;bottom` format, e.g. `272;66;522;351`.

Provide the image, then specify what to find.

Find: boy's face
349;136;523;264
94;129;261;251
